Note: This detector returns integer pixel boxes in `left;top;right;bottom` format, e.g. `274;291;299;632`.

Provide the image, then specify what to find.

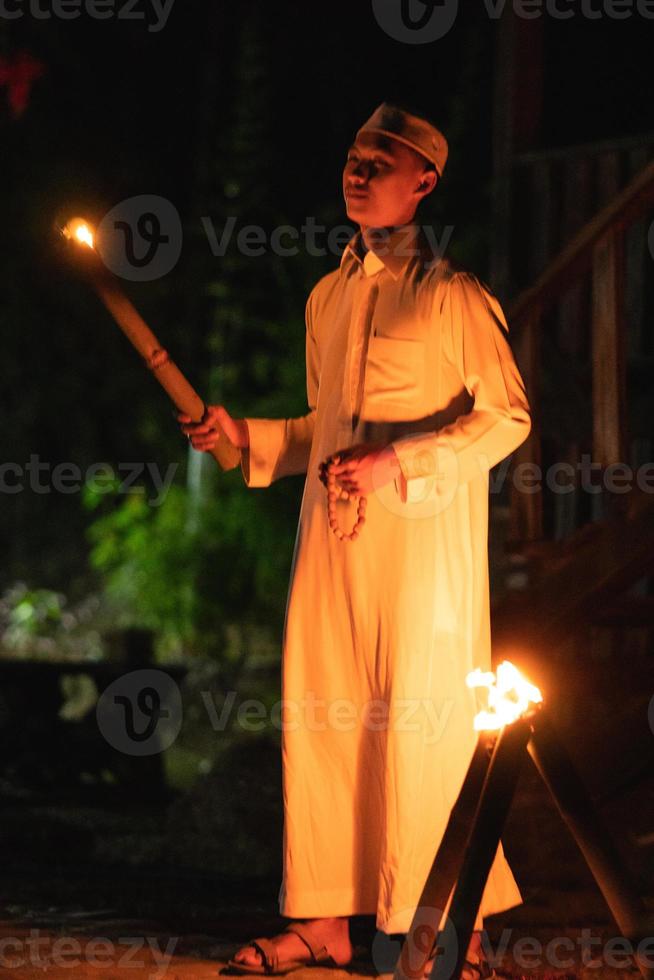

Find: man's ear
416;170;438;195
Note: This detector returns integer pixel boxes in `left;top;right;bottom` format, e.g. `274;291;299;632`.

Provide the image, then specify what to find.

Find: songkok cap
356;102;448;178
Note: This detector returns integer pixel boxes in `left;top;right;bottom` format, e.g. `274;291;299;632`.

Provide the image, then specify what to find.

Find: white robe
239;225;531;933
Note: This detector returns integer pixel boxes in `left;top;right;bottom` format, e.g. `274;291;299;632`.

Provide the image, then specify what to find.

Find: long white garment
239;225;531;934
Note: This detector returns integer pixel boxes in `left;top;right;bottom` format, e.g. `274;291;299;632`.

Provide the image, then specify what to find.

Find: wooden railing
506;154;654;550
510;133;654;290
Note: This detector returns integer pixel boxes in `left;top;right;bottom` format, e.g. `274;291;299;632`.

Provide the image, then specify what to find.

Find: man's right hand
178;405;249;452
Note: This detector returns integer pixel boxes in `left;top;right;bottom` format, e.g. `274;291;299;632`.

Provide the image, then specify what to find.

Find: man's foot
230;916;353;973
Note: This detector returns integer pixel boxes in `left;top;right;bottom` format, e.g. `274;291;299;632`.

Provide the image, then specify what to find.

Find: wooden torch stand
393;709;654;980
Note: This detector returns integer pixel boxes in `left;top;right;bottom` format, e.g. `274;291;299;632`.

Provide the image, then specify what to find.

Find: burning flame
61;217;95;249
466;660;542;731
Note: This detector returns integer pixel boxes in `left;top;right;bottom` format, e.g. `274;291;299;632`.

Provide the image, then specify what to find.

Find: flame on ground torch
61;216;95;250
466;660;543;731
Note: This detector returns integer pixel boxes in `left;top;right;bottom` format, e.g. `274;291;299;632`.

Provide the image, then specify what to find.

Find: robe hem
279;893;522;934
280;887;378;920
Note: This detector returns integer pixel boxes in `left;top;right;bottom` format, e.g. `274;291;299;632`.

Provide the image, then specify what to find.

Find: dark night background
2;4;652;596
0;2;653;971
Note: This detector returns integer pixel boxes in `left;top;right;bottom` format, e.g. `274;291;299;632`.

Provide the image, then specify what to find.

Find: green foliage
85;473;298;662
0;582;104;661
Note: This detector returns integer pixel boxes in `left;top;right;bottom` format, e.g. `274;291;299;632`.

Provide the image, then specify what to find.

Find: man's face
342;131;436;229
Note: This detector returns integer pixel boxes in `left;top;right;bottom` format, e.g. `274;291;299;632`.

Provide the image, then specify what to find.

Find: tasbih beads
326;456;367;541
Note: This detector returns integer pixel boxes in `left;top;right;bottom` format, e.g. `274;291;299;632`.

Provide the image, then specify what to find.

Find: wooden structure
482;7;654;949
488;11;654;671
394;713;654;980
505;155;654;551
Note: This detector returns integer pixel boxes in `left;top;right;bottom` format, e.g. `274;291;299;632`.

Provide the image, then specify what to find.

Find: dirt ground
0;843;651;980
0;907;649;980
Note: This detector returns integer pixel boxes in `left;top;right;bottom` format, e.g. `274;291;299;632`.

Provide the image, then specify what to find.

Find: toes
234;945;262;965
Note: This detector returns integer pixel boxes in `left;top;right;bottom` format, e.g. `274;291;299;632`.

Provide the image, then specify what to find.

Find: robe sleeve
390;271;531;502
239;290;319;488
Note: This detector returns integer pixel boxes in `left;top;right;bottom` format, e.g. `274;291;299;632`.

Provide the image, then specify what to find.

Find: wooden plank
509;156;654;328
513;132;654;167
591;229;627;467
528;158;554;279
490;8;517;300
624;217;646;360
552;440;580;542
512;13;544;154
508;306;543;546
491;11;543;298
558;154;593;356
625;148;649;359
492;486;654;690
596;149;621;210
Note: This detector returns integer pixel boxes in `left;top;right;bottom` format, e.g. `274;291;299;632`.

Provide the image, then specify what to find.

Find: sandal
385;933;498;980
223;919;354;975
422;947;500;980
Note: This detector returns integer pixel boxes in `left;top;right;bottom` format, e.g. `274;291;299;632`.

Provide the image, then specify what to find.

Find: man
180;102;531;976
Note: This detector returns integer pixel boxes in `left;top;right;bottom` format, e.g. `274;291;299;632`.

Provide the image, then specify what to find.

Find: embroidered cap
356;102;448;178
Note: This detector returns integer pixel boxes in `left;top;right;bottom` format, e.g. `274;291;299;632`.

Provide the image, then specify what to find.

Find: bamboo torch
58;216;241;472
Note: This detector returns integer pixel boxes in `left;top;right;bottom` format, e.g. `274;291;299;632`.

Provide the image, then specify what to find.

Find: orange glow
62;217;95;249
466;660;542;731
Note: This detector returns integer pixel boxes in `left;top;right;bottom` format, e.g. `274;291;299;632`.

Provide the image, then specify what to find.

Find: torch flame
62;217;95;250
466;660;542;731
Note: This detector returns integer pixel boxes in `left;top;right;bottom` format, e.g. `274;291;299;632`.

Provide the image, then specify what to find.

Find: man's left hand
318;442;401;495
